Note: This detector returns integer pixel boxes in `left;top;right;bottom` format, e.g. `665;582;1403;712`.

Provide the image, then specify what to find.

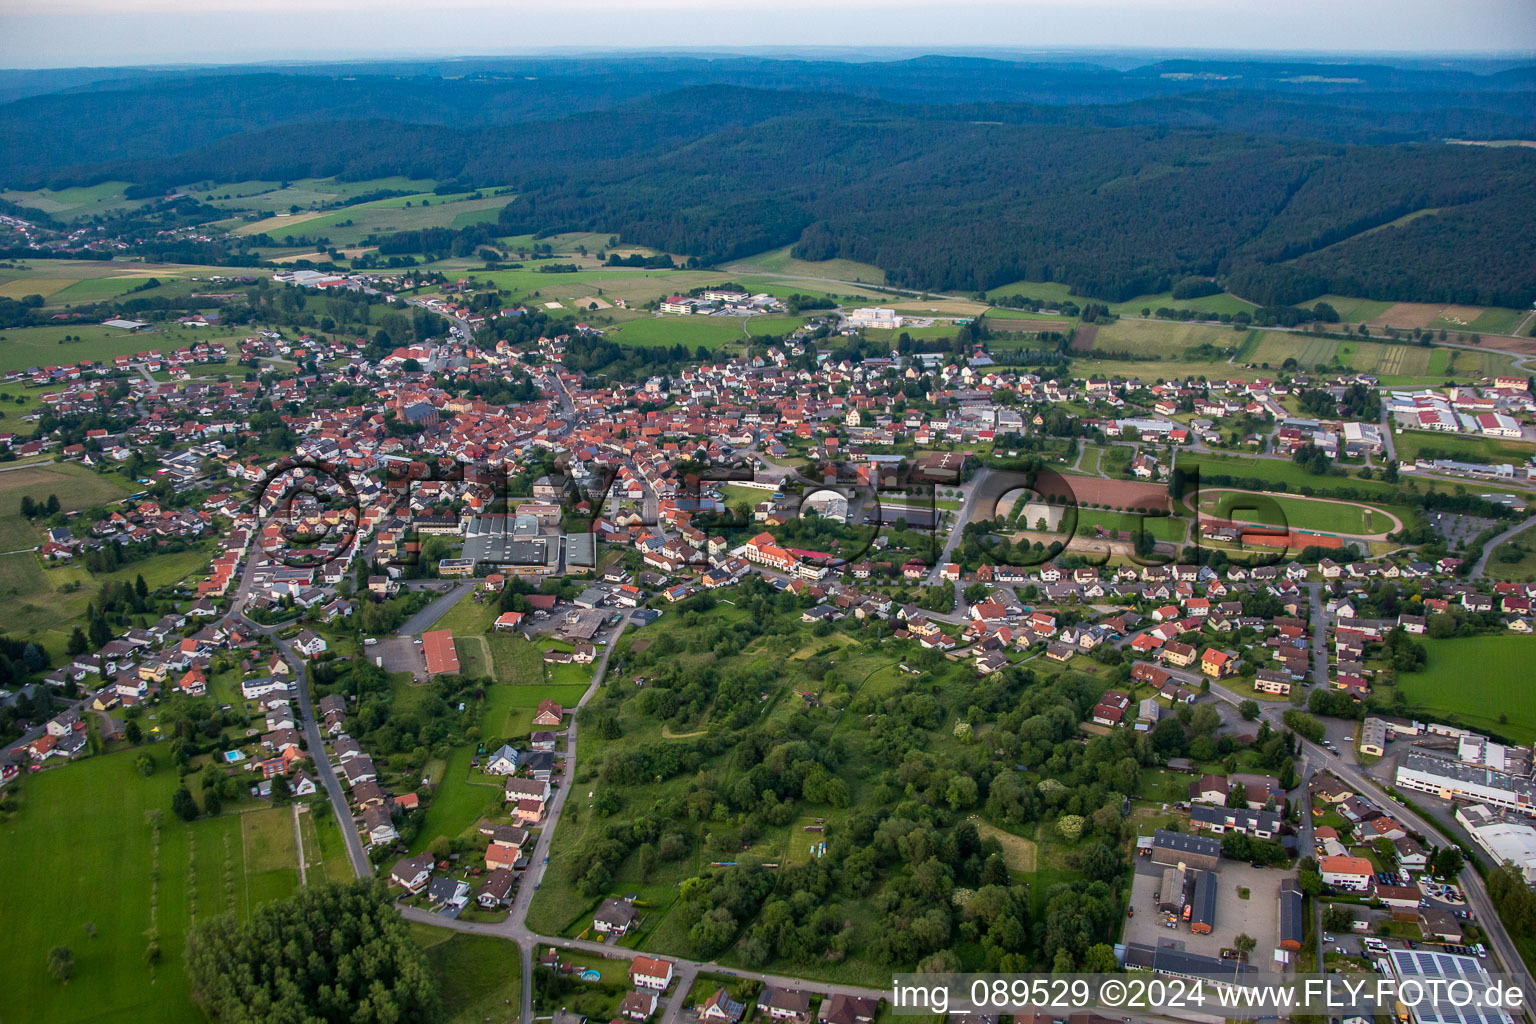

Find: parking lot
1127;860;1284;964
367;636;426;678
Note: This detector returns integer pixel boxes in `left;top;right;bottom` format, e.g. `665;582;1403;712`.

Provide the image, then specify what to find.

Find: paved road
1378;404;1399;464
1469;514;1536;580
924;467;989;584
1307;582;1329;687
1205;676;1535;1021
396;581;476;636
220;550;373;877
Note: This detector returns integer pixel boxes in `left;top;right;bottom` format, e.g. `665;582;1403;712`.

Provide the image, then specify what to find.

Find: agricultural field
1366;300;1524;336
0;461;130;551
0;747;304;1024
429;265;720;308
1241;331;1518;381
1088;319;1252;358
1396;636;1536;743
0;259;255;308
985;279;1258;318
202;176;440;214
1296;295;1394;324
0;322;248;373
1;181;149;221
1070;354;1265;382
239;189;512;247
726;244;888;286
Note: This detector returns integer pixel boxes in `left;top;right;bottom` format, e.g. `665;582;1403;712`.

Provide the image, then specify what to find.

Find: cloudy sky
2;0;1534;68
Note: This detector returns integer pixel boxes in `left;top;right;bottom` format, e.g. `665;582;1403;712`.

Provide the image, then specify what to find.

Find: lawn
407;742;507;854
481;681;588;743
1485;537;1536;582
1396;636;1536;743
1068;508;1188;544
410;923;522;1024
0;747;301;1024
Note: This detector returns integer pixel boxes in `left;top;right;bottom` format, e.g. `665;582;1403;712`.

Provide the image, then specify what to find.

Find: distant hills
4;53;1536;306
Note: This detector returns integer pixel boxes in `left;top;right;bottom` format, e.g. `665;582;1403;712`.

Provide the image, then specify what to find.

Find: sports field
1198;490;1398;535
1397;636;1536;743
0;749;303;1024
607;315;748;350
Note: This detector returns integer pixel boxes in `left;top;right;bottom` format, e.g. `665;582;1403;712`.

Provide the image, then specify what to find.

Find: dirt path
291;803;307;886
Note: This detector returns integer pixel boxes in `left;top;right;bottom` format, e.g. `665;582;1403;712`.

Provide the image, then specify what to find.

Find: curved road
1470;514;1536;580
1204;675;1535;1021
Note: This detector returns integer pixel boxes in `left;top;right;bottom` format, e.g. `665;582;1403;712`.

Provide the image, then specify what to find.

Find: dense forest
6;56;1536;306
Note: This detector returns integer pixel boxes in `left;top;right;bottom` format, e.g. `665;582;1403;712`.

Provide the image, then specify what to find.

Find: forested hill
5;53;1536;182
5;54;1536;306
71;85;1536;307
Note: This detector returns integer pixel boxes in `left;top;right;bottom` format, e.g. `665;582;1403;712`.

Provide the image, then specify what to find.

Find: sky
1;0;1534;68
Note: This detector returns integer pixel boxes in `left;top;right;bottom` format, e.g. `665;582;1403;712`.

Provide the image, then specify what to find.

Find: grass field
1;182;148;221
1397;636;1536;743
410;924;522;1024
241;191;512;247
1296;295;1395;324
1089;319;1251;357
1485;538;1536;582
0;748;303;1024
421;264;721;308
205;176;439;214
972;818;1038;873
985;279;1258;318
407;742;506;853
725;244;888;285
0;461;129;549
1393;429;1536;466
1198;491;1397;535
0;322;249;373
607;315;748;350
1180;452;1407;500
